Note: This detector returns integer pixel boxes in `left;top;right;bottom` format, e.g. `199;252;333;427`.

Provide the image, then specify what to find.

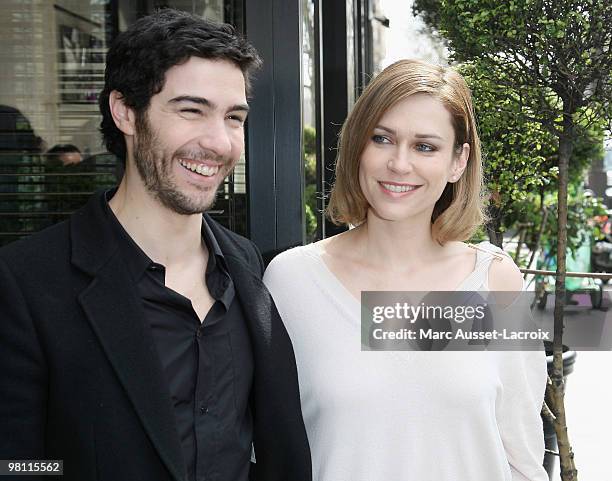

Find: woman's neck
349;211;444;273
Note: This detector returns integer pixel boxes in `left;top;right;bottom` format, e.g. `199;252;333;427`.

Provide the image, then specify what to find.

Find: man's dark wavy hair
99;8;262;163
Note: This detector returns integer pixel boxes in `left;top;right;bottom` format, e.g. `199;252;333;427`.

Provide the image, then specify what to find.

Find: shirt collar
102;189;230;286
102;189;151;282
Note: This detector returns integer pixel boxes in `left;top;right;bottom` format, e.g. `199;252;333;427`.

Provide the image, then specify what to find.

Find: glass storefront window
302;0;319;243
0;0;247;246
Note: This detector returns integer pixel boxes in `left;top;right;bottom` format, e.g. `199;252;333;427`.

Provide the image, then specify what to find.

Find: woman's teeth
380;182;419;193
179;159;219;177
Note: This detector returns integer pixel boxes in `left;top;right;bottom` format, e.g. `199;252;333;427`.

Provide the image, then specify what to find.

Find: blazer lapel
202;218;272;346
213;231;313;481
224;254;273;342
71;192;186;481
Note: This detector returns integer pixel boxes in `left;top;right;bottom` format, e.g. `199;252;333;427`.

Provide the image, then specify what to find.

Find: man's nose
197;118;233;158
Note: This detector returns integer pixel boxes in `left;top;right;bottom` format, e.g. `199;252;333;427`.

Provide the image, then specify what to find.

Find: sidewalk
535;287;611;480
561;351;611;479
509;240;610;479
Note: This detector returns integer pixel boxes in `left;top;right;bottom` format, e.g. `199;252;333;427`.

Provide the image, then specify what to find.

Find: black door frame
245;0;304;261
244;0;374;259
318;0;373;239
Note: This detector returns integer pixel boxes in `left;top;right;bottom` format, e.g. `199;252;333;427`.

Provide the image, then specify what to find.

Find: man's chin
154;190;216;216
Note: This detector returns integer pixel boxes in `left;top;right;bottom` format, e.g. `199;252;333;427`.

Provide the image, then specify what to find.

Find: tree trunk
486;205;504;247
551;113;578;480
514;227;527;264
524;193;549;279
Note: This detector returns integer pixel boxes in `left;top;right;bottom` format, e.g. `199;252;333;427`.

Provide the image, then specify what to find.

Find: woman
263;59;548;480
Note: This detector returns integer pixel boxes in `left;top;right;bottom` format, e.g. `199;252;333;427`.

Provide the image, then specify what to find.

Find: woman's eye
416;143;435;152
372;134;391;144
180;108;201;115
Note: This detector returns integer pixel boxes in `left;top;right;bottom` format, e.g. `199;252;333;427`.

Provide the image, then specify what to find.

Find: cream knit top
263;241;548;481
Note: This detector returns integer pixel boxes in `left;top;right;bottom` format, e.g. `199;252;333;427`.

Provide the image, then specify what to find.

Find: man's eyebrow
168;96;249;113
169;95;214;108
230;103;250;113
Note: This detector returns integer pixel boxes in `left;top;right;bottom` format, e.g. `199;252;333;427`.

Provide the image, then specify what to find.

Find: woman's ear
109;91;136;136
449;143;470;183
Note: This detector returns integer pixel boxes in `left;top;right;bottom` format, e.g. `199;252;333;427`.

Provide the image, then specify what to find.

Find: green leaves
415;0;612;249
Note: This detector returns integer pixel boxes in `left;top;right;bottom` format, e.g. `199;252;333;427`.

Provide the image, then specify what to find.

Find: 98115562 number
0;460;63;476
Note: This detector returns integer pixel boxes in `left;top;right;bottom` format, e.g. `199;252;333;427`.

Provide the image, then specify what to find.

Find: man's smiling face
132;56;248;215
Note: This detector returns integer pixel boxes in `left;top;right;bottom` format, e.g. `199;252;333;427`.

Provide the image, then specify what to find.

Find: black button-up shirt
102;191;253;481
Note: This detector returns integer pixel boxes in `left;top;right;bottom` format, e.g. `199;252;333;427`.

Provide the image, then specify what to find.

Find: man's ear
449;143;470;183
109;91;136;136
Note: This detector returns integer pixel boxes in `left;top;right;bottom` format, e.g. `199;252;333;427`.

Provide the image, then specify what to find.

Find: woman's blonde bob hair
327;59;487;244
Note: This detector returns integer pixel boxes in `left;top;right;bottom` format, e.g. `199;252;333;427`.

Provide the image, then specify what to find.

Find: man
0;9;311;481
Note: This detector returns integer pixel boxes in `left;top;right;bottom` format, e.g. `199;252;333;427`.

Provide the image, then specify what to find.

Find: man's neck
108;176;205;267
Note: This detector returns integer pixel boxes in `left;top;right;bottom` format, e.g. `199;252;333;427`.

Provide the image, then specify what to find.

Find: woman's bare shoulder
468;242;523;291
488;255;523;291
445;241;522;291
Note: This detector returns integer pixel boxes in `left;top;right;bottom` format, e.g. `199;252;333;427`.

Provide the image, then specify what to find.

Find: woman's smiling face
358;92;469;223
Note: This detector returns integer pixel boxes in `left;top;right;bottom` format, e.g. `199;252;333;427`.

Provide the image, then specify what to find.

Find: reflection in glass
302;0;319;242
0;0;247;245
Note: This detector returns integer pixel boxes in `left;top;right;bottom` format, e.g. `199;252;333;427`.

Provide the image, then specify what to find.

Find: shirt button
200;405;208;415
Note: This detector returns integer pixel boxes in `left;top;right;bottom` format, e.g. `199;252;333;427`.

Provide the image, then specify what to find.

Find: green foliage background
414;0;612;264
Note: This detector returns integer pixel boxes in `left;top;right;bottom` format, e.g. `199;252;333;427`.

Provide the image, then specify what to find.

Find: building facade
0;0;387;259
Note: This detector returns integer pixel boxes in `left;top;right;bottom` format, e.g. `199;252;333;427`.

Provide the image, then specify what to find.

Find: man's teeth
179;159;219;176
381;183;418;193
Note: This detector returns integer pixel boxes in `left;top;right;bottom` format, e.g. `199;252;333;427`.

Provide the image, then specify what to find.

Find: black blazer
0;191;311;481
